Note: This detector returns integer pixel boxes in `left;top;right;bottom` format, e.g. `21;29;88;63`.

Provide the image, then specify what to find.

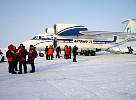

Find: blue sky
0;0;136;47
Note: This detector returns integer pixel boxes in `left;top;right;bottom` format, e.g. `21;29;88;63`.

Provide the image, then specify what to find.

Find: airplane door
53;37;57;48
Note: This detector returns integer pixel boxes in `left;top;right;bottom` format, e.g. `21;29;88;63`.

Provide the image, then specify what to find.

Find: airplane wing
80;31;125;37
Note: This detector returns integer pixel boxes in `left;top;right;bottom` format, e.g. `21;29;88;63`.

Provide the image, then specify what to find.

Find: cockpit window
32;36;39;40
31;36;53;41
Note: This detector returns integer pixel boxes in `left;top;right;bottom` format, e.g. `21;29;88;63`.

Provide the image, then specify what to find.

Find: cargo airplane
22;19;136;55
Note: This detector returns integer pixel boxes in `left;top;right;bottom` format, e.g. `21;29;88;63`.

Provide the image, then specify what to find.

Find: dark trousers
73;54;77;62
30;59;35;72
19;61;27;73
8;61;16;74
46;54;49;60
13;61;18;71
64;53;66;59
48;55;53;60
8;61;13;73
69;53;71;59
66;54;69;59
56;53;60;58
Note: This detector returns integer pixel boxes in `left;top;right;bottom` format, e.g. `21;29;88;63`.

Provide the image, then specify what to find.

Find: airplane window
32;36;38;40
41;38;52;40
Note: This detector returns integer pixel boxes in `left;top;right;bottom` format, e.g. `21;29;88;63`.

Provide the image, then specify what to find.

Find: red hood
8;44;14;51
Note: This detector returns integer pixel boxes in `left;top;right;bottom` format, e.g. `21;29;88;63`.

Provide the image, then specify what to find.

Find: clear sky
0;0;136;48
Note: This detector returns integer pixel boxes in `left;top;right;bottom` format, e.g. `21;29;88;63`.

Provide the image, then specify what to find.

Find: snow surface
0;52;136;100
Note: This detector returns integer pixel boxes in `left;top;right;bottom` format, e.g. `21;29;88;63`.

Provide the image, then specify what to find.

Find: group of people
45;45;55;60
63;45;78;62
127;46;133;54
45;45;78;62
64;45;72;59
6;44;78;74
6;44;38;74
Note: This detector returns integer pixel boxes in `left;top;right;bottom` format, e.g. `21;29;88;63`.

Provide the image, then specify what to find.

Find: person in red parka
6;44;16;74
18;44;28;74
28;45;38;73
65;46;70;59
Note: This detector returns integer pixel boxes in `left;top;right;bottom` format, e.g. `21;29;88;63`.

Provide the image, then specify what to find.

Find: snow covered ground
0;52;136;100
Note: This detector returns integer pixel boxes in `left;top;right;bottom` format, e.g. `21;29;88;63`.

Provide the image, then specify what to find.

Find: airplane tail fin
123;19;136;34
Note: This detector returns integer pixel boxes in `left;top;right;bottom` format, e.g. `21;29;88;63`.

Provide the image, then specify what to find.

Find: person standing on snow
56;46;61;58
18;45;28;74
65;45;70;59
72;46;78;62
69;46;72;59
6;44;16;74
28;45;38;73
48;45;54;60
64;45;67;59
0;49;3;55
45;46;49;60
13;46;19;71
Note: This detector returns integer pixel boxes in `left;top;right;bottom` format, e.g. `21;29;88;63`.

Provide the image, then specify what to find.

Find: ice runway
0;53;136;100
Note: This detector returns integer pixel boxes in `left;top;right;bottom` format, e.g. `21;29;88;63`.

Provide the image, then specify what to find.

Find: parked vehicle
0;52;5;62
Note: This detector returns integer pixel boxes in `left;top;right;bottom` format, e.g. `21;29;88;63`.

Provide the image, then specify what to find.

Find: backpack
32;51;38;58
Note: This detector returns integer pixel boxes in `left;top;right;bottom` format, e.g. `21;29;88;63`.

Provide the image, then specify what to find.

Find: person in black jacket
56;46;61;58
69;46;71;59
13;46;19;71
45;46;49;60
0;49;3;55
72;46;78;62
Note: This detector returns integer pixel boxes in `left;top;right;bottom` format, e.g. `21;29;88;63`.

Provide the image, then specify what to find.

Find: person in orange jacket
48;45;54;60
6;44;16;74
